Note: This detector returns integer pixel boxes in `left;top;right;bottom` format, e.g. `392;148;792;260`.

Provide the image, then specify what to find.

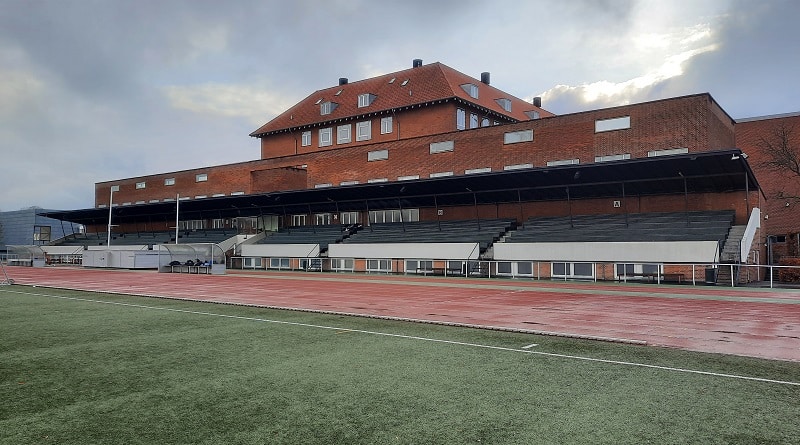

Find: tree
758;122;800;201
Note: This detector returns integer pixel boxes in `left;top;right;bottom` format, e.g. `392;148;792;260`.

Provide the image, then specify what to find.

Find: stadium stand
345;219;515;252
55;229;235;247
258;225;353;252
504;211;735;243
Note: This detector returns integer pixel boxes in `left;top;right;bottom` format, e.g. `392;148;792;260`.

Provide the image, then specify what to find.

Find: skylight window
315;98;323;105
388;77;396;84
335;89;343;96
401;79;409;86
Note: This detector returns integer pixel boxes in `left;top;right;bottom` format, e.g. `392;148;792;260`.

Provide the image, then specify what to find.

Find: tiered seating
258;225;351;251
345;219;515;251
506;211;735;243
55;229;235;246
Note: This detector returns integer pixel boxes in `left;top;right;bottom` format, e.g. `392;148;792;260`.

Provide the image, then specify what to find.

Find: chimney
339;77;348;86
412;59;423;68
480;72;490;85
533;96;542;108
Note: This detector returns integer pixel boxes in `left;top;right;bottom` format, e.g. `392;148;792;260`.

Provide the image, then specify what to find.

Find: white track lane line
5;288;799;387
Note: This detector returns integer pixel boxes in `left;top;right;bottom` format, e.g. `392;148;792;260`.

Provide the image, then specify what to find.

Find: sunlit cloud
162;83;300;125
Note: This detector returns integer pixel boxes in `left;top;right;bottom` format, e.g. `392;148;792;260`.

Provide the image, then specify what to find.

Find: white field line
5;288;800;387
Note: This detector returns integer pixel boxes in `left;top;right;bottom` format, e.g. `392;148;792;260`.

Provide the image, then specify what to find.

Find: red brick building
59;60;796;273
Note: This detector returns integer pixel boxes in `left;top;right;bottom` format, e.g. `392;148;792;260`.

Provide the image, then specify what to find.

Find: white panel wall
240;243;320;258
328;243;481;260
494;241;720;263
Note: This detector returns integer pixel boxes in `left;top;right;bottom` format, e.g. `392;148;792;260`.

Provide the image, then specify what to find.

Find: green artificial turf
1;286;799;444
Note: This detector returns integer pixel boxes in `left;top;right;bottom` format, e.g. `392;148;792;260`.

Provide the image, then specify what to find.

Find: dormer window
525;110;541;119
320;101;338;115
496;98;512;112
358;93;376;108
461;83;479;99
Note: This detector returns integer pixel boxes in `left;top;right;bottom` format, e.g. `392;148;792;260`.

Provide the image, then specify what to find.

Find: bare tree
758;122;800;201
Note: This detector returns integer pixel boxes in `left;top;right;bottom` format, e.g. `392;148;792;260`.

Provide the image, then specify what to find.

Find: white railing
741;208;761;261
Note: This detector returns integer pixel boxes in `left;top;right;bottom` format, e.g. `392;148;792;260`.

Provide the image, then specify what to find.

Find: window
430;140;454;154
269;258;290;269
367;259;392;273
212;193;225;197
456;108;466;130
356;120;371;141
337;124;351;144
380;116;393;134
470;113;479;129
503;129;534;144
196;173;208;182
496;98;512;112
110;185;120;192
212;219;225;229
340;212;360;224
320;101;337;115
648;147;689;157
465;167;491;174
164;178;175;186
401;79;409;86
595;116;631;133
406;260;433;273
595;153;631;162
547;159;580;167
461;83;479;98
340;180;359;186
291;214;306;226
358;93;376;107
397;175;419;181
331;258;354;271
481;118;490;127
314;183;332;189
525;110;541;119
230;191;244;196
430;171;453;178
368;178;388;183
194;195;207;199
368;149;388;161
136;182;146;189
503;163;533;171
315;213;332;225
552;262;595;279
33;226;51;243
319;128;332;147
369;209;419;223
301;131;311;147
149;199;160;203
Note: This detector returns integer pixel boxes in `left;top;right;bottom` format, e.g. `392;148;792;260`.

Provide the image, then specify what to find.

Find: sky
1;0;799;212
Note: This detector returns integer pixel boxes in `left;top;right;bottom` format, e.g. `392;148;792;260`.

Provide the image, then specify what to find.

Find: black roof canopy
41;149;760;226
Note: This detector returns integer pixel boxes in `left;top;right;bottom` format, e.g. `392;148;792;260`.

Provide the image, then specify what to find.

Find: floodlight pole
175;193;180;245
107;187;114;246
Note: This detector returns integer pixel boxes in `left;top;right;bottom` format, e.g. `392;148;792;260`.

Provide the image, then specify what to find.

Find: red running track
5;266;800;362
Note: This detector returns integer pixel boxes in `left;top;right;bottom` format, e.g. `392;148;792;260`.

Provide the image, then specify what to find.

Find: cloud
162;82;299;126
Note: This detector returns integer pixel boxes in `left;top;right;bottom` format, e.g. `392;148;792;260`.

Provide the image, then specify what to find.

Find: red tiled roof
250;62;553;137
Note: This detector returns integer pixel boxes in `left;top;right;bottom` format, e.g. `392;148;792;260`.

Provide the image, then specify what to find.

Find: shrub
778;257;800;282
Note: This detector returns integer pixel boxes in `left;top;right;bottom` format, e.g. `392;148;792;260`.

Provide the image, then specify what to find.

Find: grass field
1;285;799;444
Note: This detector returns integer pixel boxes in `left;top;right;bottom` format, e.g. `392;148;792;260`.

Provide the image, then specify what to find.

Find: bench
618;272;685;284
169;265;211;274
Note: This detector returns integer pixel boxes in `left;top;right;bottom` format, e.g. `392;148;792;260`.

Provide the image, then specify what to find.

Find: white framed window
315;213;332;225
367;178;388;183
243;257;263;269
164;178;175;186
269;258;290;269
503;163;533;171
135;201;145;205
496;98;512;112
648;148;689;157
406;259;433;274
456;108;466;130
356;120;371;141
525;110;541;120
320;101;337;115
194;195;207;199
465;167;491;174
314;183;332;189
212;193;225;197
595;153;631;163
319;128;332;147
368;149;388;161
358;93;376;108
461;83;479;98
340;180;359;186
469;113;479;129
337;124;351;144
230;191;244;196
429;140;454;154
552;262;595;279
503;129;534;144
196;173;208;182
615;263;663;281
595;116;631;133
380;116;393;134
369;209;419;223
148;199;159;203
331;258;354;272
136;181;146;189
122;202;132;206
547;159;580;167
367;259;392;273
340;212;360;225
430;171;453;178
291;214;306;226
397;175;419;181
481;118;490;127
301;131;311;147
110;185;120;192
